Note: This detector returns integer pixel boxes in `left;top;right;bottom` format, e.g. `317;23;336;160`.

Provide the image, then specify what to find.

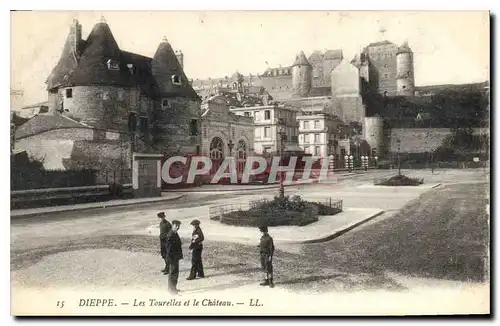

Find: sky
10;10;490;110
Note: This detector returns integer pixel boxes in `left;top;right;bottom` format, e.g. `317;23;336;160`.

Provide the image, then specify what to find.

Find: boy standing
258;225;274;288
158;212;171;274
187;219;205;280
165;220;183;294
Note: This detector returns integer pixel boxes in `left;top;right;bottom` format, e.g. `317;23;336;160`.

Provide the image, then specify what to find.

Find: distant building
200;96;255;160
230;104;300;155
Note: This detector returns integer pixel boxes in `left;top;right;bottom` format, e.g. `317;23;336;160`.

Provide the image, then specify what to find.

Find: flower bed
374;174;424;186
211;195;343;227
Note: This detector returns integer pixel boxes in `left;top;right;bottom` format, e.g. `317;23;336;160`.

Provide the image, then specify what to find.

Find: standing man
158;212;171;275
187;219;205;280
165;220;183;294
258;225;274;288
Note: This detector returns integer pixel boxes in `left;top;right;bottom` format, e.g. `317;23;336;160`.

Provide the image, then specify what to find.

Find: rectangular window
304;146;309;154
244;112;250;117
190;119;199;136
232;127;235;138
315;146;321;156
128;112;137;132
304;121;309;129
304;134;310;143
254;111;260;121
161;99;170;109
255;128;261;139
314;120;320;129
264;146;272;153
65;88;73;98
314;134;320;143
203;127;207;139
138;116;148;134
264;110;271;120
264;127;270;138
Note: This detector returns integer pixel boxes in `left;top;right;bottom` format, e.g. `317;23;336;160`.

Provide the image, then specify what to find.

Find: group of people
157;211;275;294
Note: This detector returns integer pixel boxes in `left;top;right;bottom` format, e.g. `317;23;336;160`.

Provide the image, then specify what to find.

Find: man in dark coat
187;219;205;280
258;225;274;288
158;212;172;275
165;220;183;294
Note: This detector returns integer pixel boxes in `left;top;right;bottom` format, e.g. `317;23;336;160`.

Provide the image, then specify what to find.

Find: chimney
175;50;184;69
70;19;82;60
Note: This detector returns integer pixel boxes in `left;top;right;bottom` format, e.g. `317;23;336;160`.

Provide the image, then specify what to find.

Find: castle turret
396;41;415;96
291;51;312;98
152;37;198;98
364;115;385;157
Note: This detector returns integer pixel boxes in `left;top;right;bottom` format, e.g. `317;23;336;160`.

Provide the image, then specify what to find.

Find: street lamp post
277;118;286;200
228;140;234;157
396;138;401;176
349;155;354;172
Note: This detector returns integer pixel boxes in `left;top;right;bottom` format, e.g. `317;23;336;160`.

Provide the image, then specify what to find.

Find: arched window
209;137;224;160
237;139;247;159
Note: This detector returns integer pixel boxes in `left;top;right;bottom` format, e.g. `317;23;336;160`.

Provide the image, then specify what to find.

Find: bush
375;174;424;186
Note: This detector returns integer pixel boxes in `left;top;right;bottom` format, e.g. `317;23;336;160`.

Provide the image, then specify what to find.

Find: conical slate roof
151;39;199;99
292;51;311;67
47;22;137;90
68;22;135;87
46;28;81;90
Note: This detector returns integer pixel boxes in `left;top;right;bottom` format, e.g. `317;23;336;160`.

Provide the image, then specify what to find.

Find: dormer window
127;63;134;74
107;59;119;70
172;75;182;85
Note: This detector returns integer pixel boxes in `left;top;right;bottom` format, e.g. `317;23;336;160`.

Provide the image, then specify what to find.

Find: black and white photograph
9;10;490;316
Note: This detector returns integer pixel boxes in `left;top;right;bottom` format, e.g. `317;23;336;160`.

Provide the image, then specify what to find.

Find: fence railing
209;196;343;226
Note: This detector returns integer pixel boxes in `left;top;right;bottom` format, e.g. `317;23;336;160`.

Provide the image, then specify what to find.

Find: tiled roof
21;101;49;110
15;113;90;139
367;40;395;47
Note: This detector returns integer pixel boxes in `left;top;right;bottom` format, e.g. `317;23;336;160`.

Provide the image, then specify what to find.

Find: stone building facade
16;18;201;173
230;104;300;154
200;96;254;159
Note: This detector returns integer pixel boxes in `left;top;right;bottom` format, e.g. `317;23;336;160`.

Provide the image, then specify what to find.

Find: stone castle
13;18;488;175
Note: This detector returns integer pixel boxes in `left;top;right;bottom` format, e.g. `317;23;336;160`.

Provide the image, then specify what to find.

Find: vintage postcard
10;10;490;316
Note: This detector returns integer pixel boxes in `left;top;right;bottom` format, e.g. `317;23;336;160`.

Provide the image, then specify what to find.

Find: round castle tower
396;41;415;96
364;115;385;157
291;51;312;98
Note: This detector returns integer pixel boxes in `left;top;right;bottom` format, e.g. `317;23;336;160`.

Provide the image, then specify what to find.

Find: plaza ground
10;168;490;315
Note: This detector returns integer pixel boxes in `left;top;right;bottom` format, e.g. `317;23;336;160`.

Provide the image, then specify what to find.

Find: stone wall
56;85;140;131
15;128;131;172
389;128;489;153
153;97;201;156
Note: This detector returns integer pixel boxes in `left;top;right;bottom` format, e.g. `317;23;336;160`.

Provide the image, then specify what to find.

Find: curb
151;210;386;245
163;180;320;193
292;210;385;244
10;194;186;219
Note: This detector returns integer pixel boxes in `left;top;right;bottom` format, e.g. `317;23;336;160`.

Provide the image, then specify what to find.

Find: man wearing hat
258;225;275;288
165;220;183;294
187;219;205;280
158;212;171;274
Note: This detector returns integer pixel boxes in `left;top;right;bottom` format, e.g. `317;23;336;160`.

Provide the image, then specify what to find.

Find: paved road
11;169;489;295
